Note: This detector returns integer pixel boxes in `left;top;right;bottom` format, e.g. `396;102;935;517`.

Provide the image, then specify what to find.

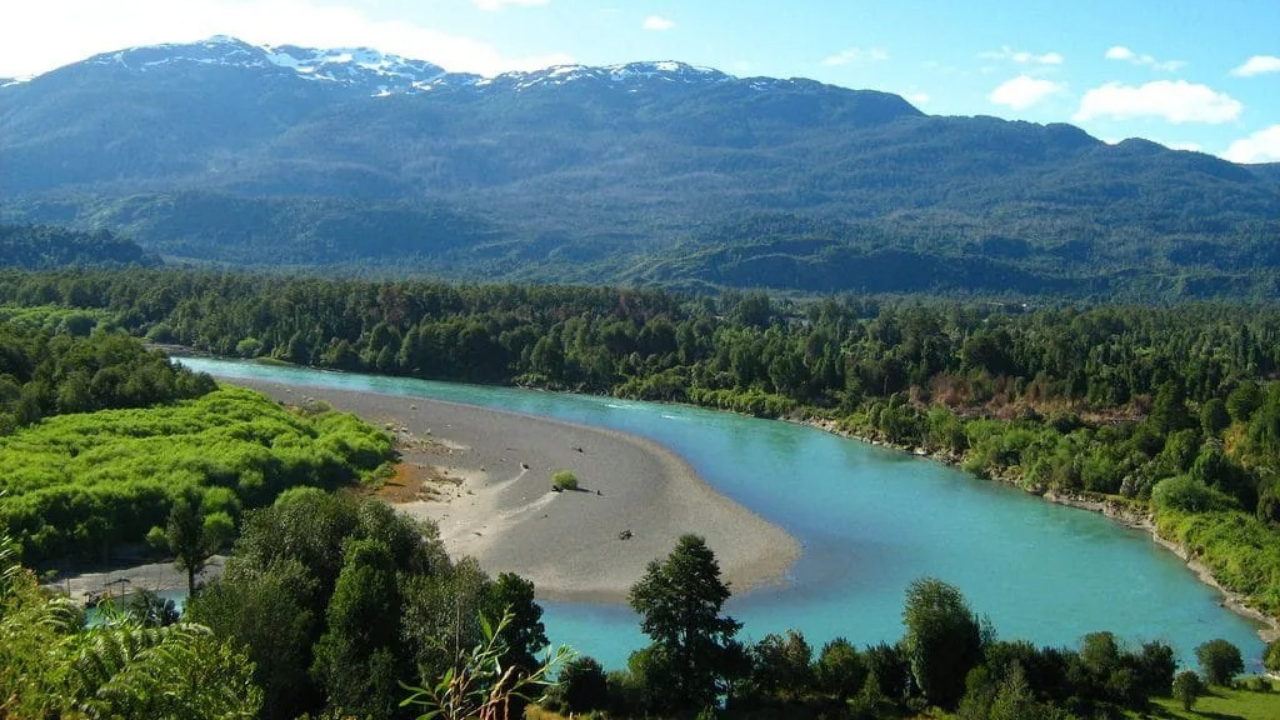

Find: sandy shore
229;378;800;604
47;557;224;605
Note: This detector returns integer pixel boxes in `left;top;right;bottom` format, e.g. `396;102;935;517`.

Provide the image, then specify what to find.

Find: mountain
2;37;1278;299
1251;163;1280;189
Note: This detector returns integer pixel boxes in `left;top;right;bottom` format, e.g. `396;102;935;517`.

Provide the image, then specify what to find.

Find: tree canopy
628;534;743;716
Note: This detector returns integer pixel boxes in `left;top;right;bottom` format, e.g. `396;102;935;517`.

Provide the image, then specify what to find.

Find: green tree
558;655;609;714
628;534;743;716
901;577;984;709
1173;669;1202;711
311;538;405;719
480;571;549;719
1266;638;1280;674
187;559;320;720
148;489;234;596
746;629;814;703
401;609;572;720
1196;638;1244;686
815;637;867;702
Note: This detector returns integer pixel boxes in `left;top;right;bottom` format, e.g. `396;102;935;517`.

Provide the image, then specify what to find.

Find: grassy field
1140;680;1280;720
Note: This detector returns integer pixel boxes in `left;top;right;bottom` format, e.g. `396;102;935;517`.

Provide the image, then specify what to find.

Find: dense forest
0;224;158;270
4;267;1280;717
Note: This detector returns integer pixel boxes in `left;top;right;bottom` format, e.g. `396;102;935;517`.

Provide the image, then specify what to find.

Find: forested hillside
0;224;157;269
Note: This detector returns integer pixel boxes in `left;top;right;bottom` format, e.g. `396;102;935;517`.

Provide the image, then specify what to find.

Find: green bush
552;471;579;492
1152;475;1238;513
0;387;395;565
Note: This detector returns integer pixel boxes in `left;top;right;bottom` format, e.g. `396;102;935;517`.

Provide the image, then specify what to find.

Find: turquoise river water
180;357;1266;672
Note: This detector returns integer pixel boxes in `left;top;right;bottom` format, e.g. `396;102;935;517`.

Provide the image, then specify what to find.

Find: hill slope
0;225;158;269
2;37;1278;298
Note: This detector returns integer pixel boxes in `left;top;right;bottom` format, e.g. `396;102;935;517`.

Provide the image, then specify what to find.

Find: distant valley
2;36;1279;299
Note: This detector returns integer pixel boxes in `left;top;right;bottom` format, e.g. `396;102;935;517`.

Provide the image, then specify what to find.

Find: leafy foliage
1196;638;1245;686
188;490;552;720
628;534;743;716
1173;670;1203;711
0;378;394;566
901;577;985;709
400;610;572;720
0;531;262;718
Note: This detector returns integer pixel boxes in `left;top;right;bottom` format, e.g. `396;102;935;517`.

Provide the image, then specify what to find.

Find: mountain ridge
2;37;1277;299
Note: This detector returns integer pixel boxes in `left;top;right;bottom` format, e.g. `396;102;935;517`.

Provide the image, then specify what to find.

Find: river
180;357;1266;671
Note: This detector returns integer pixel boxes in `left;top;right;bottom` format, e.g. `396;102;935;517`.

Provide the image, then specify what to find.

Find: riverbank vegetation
0;319;396;570
9;512;1279;720
3;269;1278;623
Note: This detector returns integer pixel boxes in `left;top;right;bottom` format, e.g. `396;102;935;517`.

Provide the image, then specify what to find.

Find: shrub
1173;670;1202;711
1151;475;1238;513
552;471;579;492
1266;638;1280;673
1196;638;1244;686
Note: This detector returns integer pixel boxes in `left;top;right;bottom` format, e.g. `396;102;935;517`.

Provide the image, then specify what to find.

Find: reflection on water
180;357;1266;671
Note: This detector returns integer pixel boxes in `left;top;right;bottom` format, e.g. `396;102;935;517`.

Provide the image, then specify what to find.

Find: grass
1138;680;1280;720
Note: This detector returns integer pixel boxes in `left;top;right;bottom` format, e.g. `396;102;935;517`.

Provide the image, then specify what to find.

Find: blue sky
3;0;1278;162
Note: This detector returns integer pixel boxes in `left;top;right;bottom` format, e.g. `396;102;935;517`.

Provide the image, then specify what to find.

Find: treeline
4;269;1280;615
8;506;1272;720
0;223;158;270
0;310;212;433
556;535;1263;719
0;316;396;565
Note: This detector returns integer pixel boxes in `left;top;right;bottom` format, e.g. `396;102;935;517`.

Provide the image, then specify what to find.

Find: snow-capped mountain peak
263;44;446;93
78;36;445;97
461;60;733;93
61;38;757;98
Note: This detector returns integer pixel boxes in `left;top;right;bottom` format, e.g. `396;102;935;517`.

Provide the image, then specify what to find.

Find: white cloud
907;92;930;105
642;15;675;31
1163;141;1202;152
1105;46;1135;61
980;45;1063;65
1231;55;1280;77
473;0;549;10
1103;45;1185;72
988;75;1064;110
1223;125;1280;163
0;0;571;78
821;47;889;67
1074;80;1243;124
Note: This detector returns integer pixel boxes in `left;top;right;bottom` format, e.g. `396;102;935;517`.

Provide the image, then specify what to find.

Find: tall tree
629;534;743;716
148;488;233;596
311;538;404;719
901;577;984;709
